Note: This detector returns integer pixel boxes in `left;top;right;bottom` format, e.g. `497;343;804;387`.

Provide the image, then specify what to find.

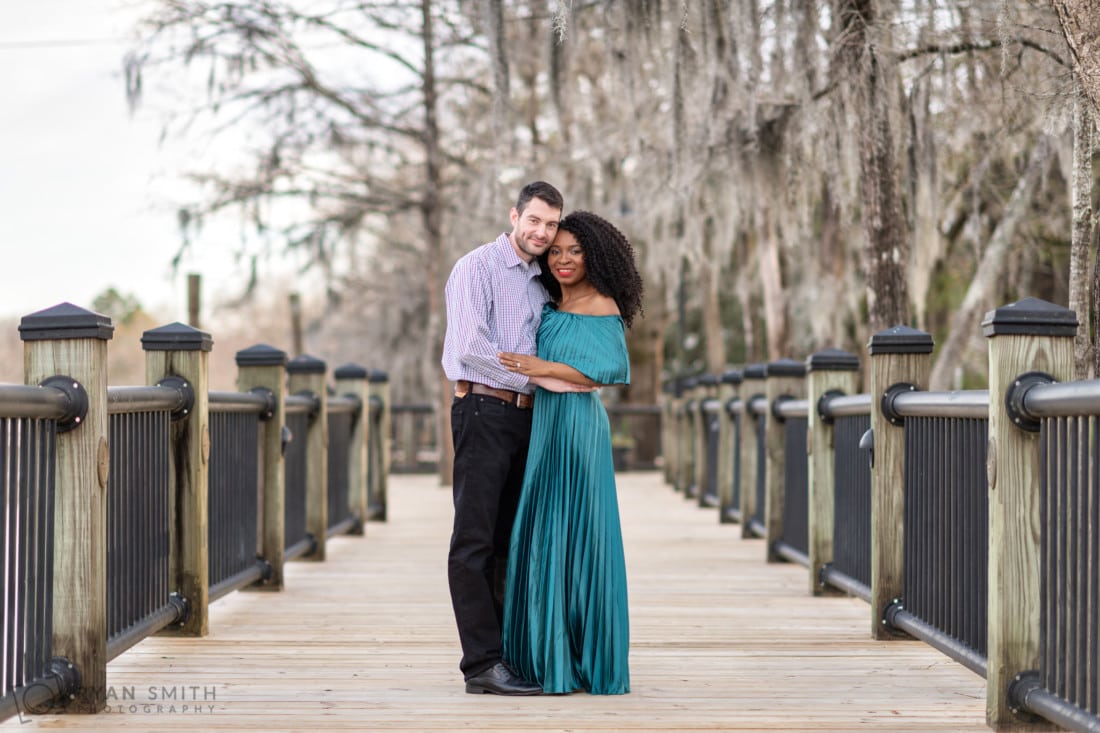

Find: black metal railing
885;390;990;677
721;398;743;523
390;402;434;473
701;398;721;507
773;399;809;565
326;395;360;536
1040;415;1098;718
0;417;57;708
0;381;88;719
283;396;313;559
208;392;267;601
105;385;190;661
1005;378;1100;731
749;396;767;537
823;394;873;599
367;395;386;520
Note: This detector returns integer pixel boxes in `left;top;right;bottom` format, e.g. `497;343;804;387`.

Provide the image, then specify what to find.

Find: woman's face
547;230;587;287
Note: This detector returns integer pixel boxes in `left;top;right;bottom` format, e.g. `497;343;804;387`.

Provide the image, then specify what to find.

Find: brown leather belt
455;380;534;409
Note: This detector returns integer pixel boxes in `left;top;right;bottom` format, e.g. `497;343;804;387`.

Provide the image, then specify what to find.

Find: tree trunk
929;135;1053;389
1051;1;1100;124
833;0;911;333
1069;81;1094;379
702;216;726;371
419;0;452;486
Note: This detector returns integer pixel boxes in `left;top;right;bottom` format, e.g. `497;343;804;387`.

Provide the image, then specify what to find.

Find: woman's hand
499;351;598;389
531;376;597;393
498;351;550;377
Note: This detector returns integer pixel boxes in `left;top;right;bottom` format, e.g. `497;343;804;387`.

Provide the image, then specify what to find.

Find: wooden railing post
696;374;719;507
236;344;288;589
982;298;1076;728
334;364;369;536
868;326;933;640
764;359;806;563
141;322;212;637
739;364;767;539
806;349;860;596
677;376;698;498
661;379;677;487
19;303;113;712
717;369;743;524
287;355;329;561
367;369;390;521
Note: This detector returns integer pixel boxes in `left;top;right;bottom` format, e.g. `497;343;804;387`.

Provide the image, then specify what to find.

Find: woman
497;210;644;695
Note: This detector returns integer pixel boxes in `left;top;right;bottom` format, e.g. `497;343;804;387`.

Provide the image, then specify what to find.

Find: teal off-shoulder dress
502;304;631;695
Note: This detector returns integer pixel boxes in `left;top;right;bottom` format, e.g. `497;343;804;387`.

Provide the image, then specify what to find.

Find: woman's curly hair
538;210;644;328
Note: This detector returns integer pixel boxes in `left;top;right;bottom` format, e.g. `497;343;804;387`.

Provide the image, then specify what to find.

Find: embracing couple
441;181;644;696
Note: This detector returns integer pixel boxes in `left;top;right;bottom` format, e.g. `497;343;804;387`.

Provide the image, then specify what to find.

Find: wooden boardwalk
5;472;1005;731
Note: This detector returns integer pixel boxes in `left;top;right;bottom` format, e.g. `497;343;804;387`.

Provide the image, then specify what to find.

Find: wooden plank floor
6;471;1020;731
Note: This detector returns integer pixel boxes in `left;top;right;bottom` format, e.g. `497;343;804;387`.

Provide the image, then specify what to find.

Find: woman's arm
498;352;599;388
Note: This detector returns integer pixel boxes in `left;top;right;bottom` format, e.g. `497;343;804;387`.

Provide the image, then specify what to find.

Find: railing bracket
39;376;88;433
1004;372;1055;433
880;383;916;426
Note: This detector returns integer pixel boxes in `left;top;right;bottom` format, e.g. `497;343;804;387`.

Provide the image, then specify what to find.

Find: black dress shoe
465;662;542;695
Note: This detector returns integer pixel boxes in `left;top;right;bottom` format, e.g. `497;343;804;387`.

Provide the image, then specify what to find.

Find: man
442;181;569;695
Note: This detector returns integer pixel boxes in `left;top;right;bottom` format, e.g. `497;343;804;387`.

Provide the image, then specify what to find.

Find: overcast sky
0;1;265;324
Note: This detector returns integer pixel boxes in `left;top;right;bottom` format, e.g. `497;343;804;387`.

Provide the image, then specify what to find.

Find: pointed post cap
720;369;743;385
286;354;327;375
19;302;114;341
141;322;213;352
743;363;767;380
333;363;369;380
808;348;860;372
698;374;720;387
868;326;934;355
766;358;806;378
981;297;1078;337
235;344;288;367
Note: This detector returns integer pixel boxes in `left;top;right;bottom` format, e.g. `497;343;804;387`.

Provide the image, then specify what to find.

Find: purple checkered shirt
442;233;549;394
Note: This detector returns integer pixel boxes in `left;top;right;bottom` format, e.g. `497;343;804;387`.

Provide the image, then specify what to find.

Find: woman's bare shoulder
583;293;620;317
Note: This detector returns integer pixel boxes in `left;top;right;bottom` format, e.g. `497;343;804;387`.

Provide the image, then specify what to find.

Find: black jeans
448;392;533;678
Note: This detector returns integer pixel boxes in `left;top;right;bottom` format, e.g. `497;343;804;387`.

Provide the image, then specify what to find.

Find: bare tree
831;0;910;333
1051;1;1100;121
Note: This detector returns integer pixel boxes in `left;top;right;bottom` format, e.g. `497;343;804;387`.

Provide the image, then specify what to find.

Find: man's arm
445;259;530;390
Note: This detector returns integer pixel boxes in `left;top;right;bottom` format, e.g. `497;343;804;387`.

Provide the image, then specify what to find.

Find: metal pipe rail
1010;672;1100;733
106;596;187;662
748;395;768;417
726;398;743;416
701;398;720;416
286;393;318;416
210;562;268;604
891;389;989;419
1022;378;1100;419
819;393;873;418
820;565;871;602
0;660;80;721
774;398;808;420
0;383;72;419
106;385;187;415
209;390;272;415
328;395;361;415
884;602;988;679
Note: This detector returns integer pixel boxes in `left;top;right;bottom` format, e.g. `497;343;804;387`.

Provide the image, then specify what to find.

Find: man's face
509;197;561;262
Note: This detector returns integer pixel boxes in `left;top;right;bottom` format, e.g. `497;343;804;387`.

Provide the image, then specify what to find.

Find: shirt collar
495;233;542;276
